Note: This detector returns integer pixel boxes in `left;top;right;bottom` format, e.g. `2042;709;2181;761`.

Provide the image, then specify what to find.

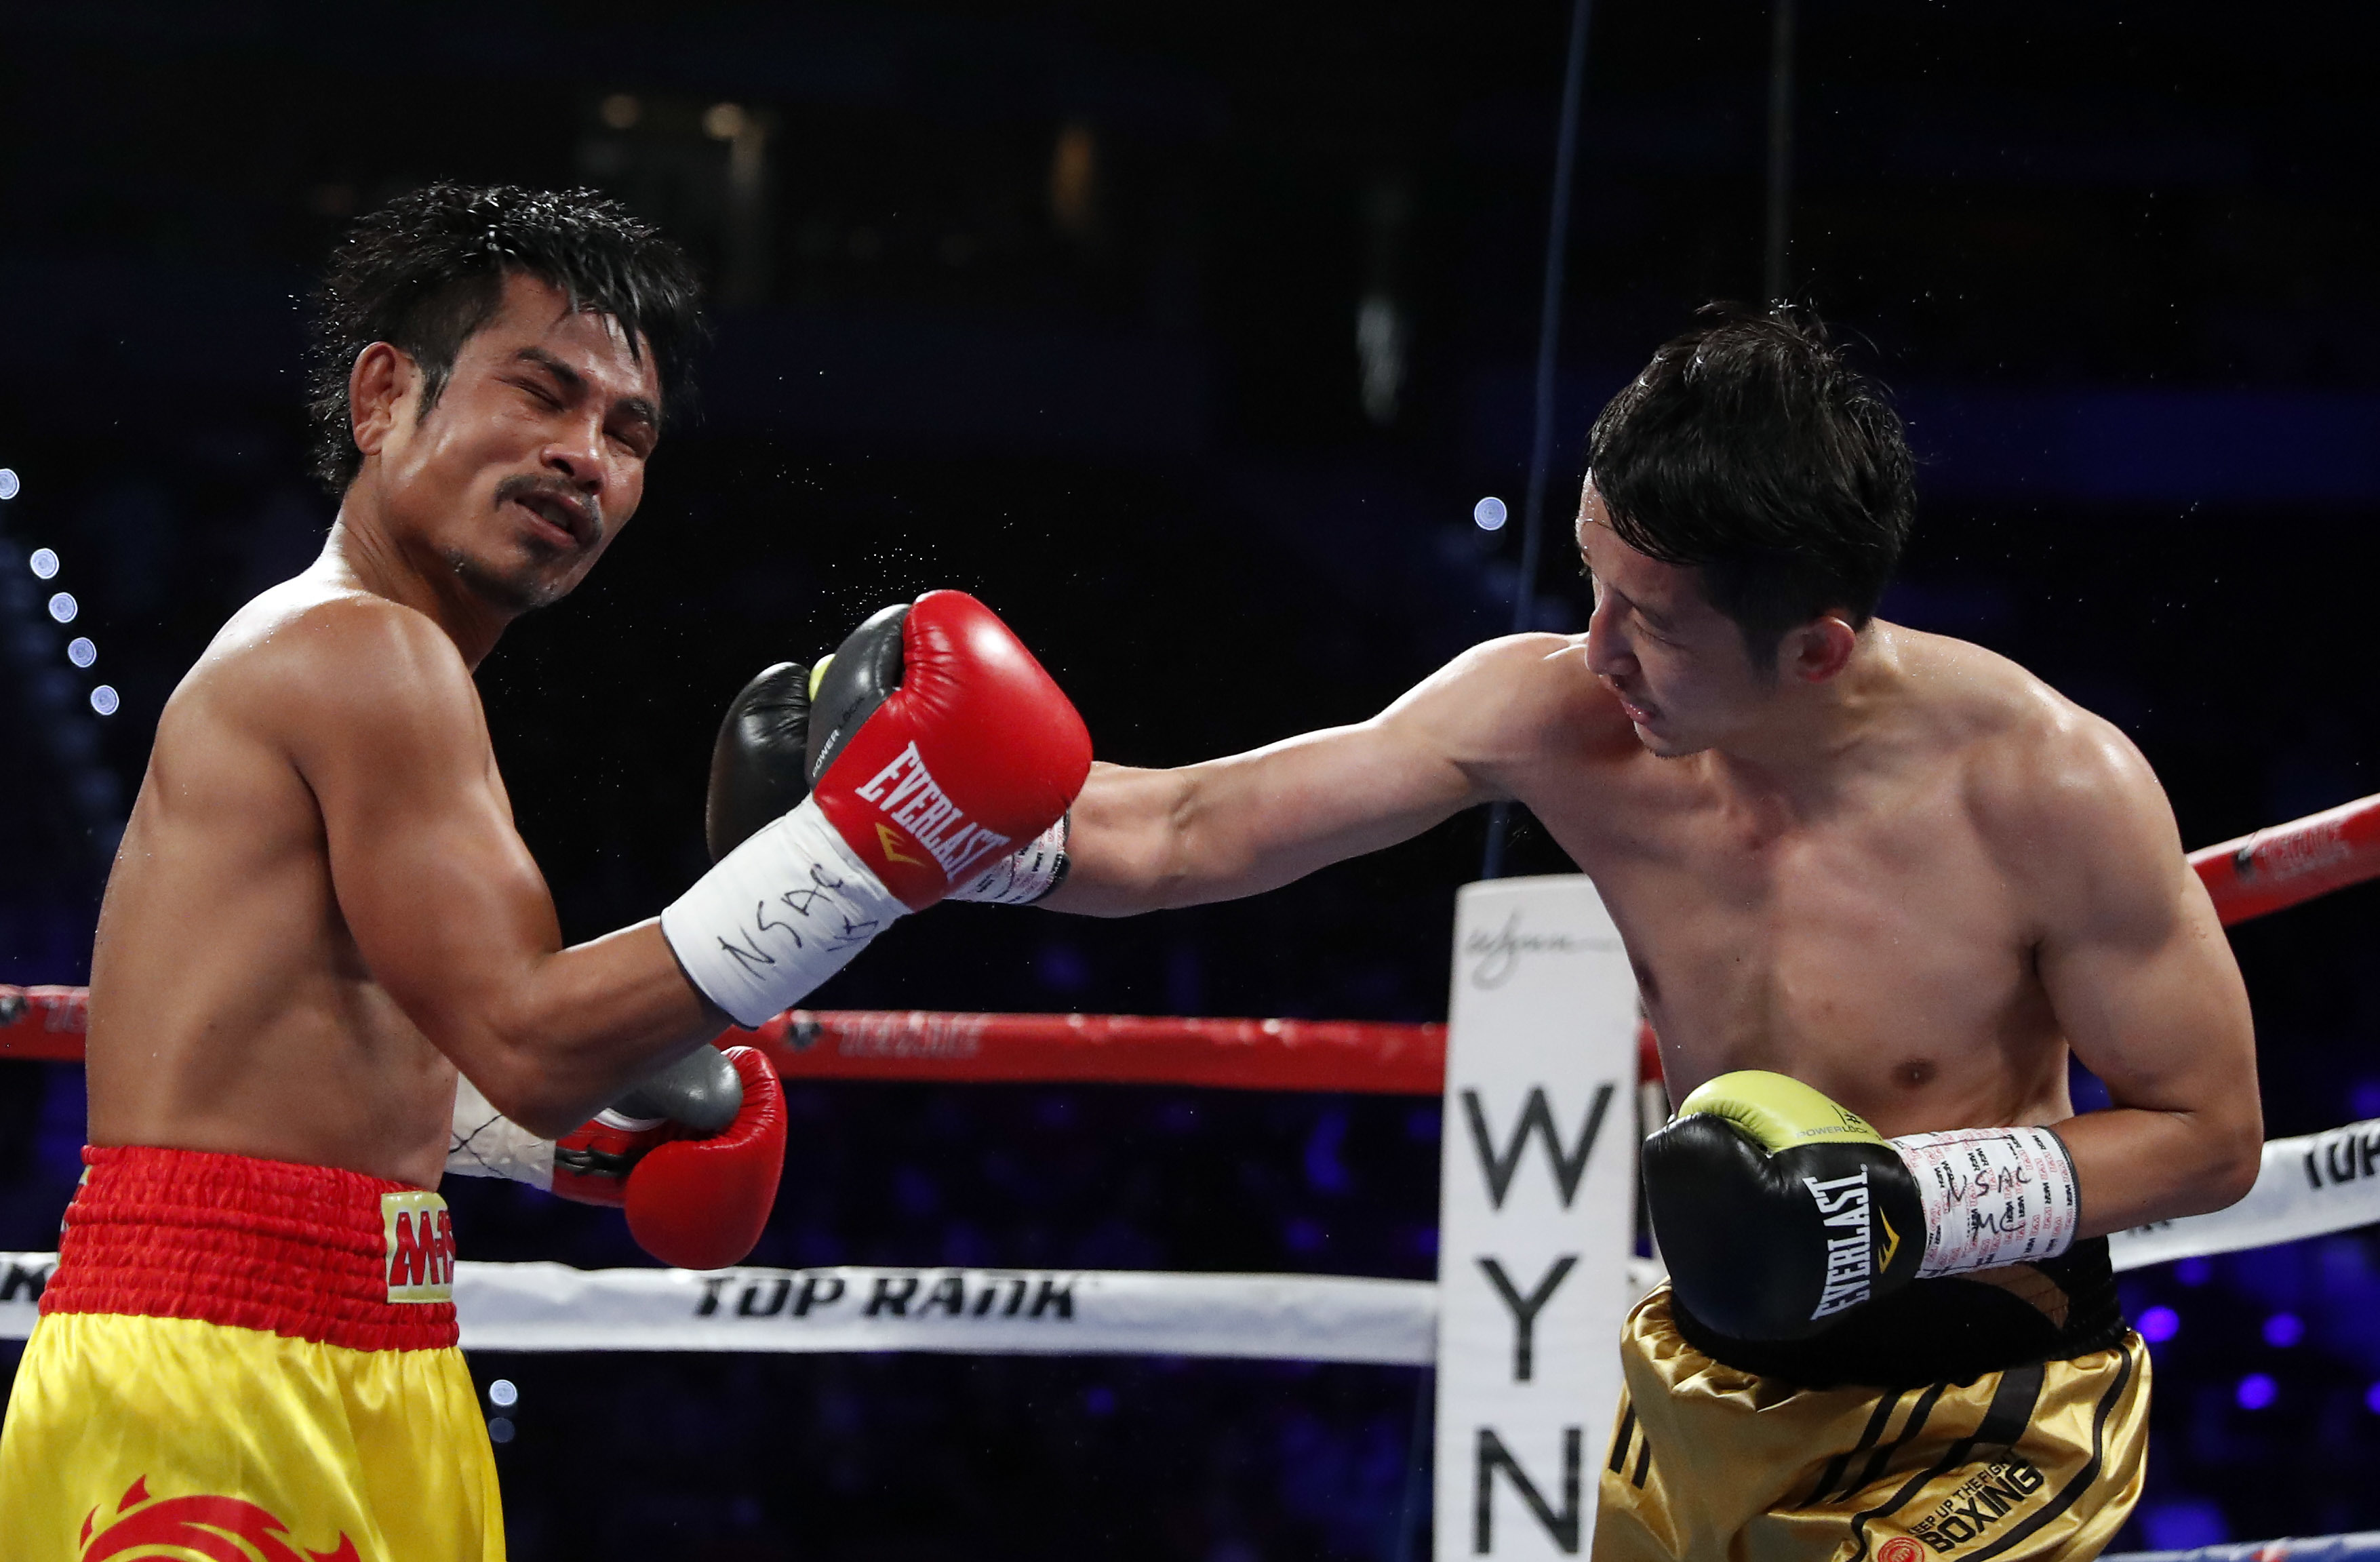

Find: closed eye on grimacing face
471;341;660;461
433;292;662;463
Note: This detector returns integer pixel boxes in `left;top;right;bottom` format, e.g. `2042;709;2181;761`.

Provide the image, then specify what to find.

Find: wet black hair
1585;305;1915;665
304;182;704;494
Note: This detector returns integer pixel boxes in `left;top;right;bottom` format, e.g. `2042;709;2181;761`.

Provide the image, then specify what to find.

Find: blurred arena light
1050;121;1098;239
489;1378;519;1407
1473;496;1509;532
0;468;20;500
2264;1312;2305;1348
1355;295;1406;425
0;536;122;858
2236;1373;2279;1410
2139;1304;2181;1342
89;685;119;717
702;102;747;140
599;93;641;130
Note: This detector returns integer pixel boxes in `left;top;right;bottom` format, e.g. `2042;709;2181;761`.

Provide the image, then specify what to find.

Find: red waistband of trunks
40;1144;459;1352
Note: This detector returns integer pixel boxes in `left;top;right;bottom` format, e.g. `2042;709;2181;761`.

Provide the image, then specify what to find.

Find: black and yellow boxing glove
1642;1070;2080;1341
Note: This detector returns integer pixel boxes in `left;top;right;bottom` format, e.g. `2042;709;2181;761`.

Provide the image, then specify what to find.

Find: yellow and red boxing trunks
0;1145;504;1561
1598;1281;2149;1562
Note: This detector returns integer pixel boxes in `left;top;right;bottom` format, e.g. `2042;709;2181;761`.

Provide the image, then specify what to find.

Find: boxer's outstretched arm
287;597;719;1137
2000;712;2263;1235
1050;635;1589;916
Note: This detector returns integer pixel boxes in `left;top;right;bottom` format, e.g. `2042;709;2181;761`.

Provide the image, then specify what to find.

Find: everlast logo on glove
1642;1071;1932;1340
1804;1169;1899;1320
856;742;1013;878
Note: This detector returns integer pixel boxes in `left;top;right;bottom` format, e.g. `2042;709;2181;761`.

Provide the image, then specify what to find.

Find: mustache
494;475;603;545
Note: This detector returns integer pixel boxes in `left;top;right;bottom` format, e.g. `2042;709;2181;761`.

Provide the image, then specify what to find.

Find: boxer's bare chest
1518;745;2064;1134
87;623;464;1184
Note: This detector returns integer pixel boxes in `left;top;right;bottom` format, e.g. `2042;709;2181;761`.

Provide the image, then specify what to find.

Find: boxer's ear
349;342;420;462
1781;614;1859;685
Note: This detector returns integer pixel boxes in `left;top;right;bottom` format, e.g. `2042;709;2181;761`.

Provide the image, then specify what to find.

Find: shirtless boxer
0;184;1088;1561
1035;309;2261;1559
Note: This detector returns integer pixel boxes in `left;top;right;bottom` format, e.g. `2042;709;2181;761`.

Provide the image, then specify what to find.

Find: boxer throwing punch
1035;309;2259;1560
0;185;1090;1561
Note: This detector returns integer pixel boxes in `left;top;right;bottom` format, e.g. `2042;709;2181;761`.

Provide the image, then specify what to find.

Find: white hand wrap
948;815;1070;905
1895;1124;2080;1278
446;1075;555;1190
660;795;907;1027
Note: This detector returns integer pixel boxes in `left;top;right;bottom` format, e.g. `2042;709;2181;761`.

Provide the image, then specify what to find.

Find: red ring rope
2186;792;2380;927
0;985;84;1064
0;984;1448;1092
749;1009;1444;1093
9;790;2377;1085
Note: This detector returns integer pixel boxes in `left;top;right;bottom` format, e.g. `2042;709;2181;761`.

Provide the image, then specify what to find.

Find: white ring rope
2104;1111;2380;1269
2105;1537;2380;1562
3;1114;2373;1359
0;1257;1461;1363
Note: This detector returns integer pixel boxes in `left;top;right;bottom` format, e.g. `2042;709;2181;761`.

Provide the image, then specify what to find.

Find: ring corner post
1435;875;1640;1558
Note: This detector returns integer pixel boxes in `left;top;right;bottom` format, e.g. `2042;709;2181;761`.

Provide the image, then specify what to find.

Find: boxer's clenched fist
662;591;1091;1025
705;647;1073;906
800;591;1088;907
448;1045;788;1269
580;1043;785;1276
1643;1070;2080;1340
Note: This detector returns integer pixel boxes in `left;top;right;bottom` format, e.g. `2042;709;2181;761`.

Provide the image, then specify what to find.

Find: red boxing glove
550;1117;687;1207
551;1046;787;1269
805;590;1092;910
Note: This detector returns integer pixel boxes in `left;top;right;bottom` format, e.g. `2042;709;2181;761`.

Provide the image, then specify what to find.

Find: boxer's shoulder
1897;628;2172;890
1405;631;1635;761
1890;624;2135;771
172;580;480;758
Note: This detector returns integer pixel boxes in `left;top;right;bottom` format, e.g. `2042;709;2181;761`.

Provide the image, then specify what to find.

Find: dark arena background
4;3;2379;1557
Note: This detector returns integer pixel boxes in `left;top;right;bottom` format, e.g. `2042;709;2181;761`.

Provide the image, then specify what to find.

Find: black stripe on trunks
1796;1388;1909;1507
1632;1426;1653;1489
1608;1398;1638;1476
1962;1344;2137;1562
1851;1383;1945;1500
1843;1363;2048;1562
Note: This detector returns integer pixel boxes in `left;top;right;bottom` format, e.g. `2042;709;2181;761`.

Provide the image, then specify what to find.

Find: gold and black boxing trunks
1598;1239;2148;1562
0;1145;504;1561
